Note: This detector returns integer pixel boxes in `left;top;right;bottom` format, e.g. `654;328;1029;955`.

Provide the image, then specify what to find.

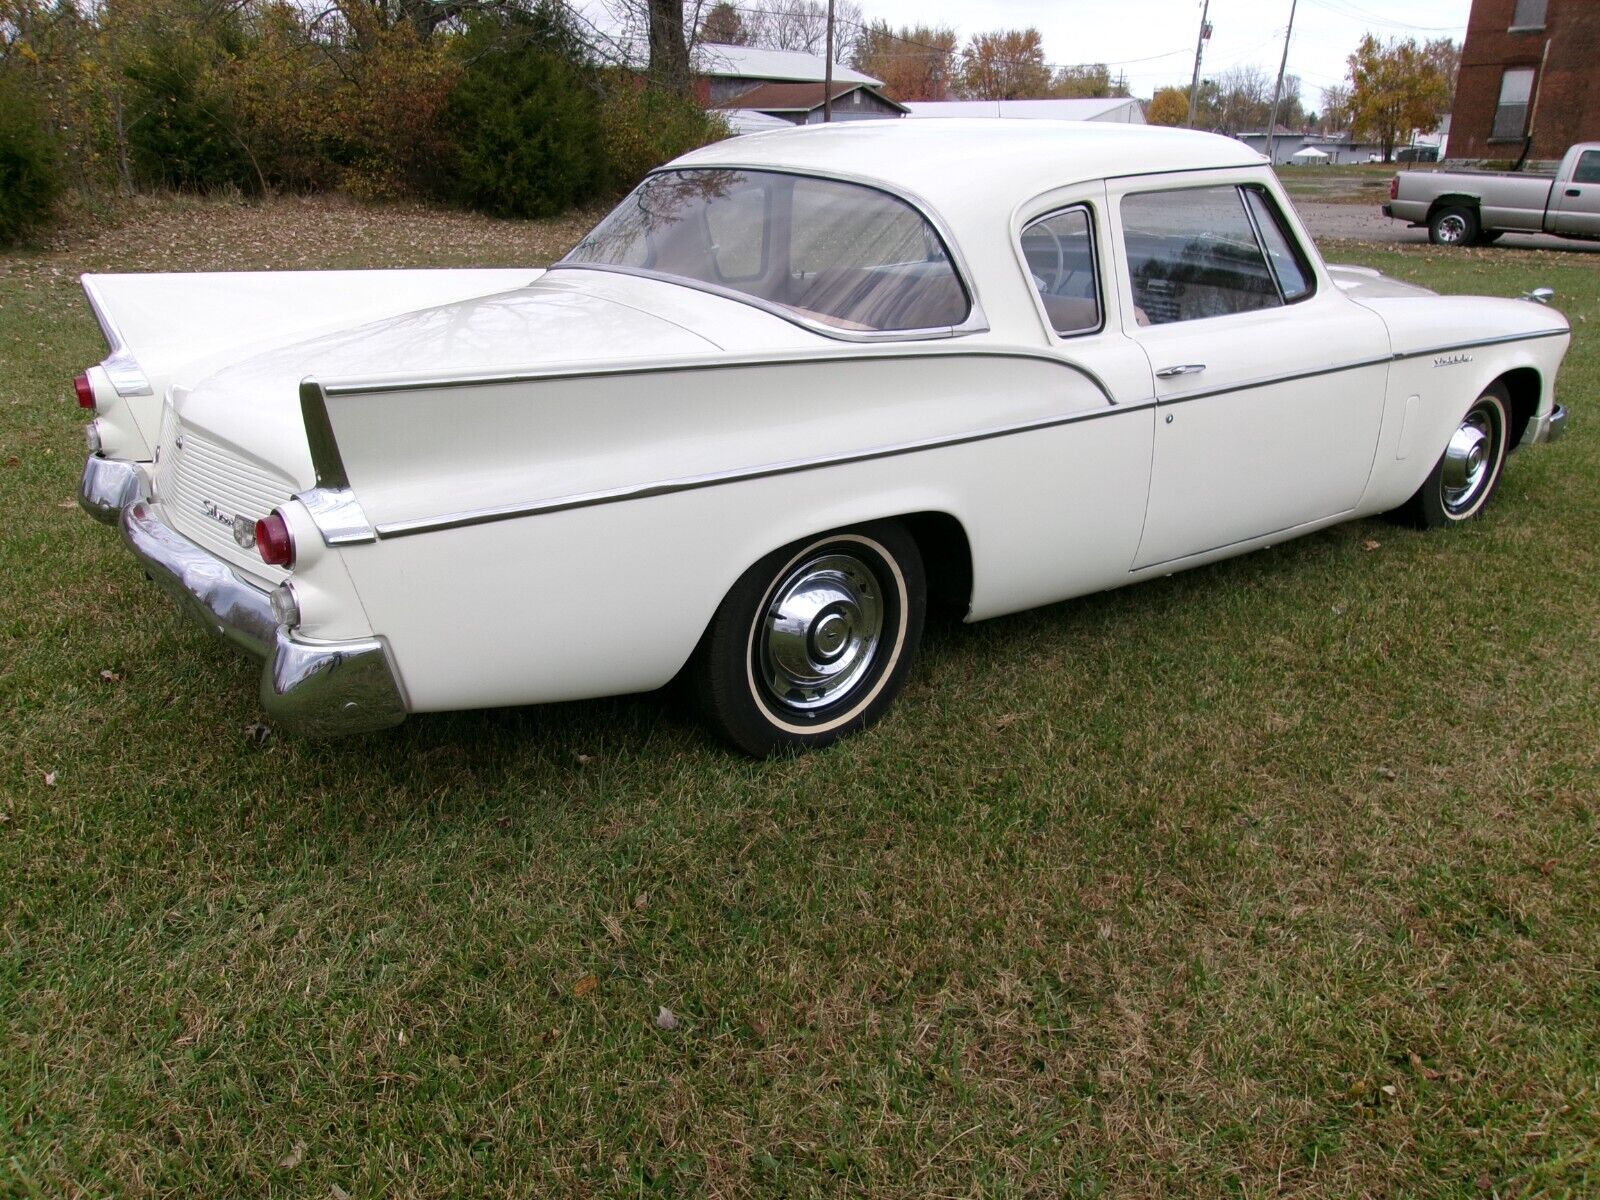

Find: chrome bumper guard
119;500;406;737
79;455;148;524
1526;403;1569;445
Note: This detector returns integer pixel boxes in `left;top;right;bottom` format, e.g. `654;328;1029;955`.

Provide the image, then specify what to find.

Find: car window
1120;186;1281;325
1573;151;1600;185
1020;207;1101;336
1242;187;1315;303
563;169;971;334
703;181;768;282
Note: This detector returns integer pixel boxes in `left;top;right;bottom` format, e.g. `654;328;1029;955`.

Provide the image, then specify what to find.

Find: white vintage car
75;121;1571;754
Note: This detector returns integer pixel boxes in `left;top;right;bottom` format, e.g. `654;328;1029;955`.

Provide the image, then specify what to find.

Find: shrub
599;79;730;196
0;73;63;246
123;34;261;192
442;16;608;218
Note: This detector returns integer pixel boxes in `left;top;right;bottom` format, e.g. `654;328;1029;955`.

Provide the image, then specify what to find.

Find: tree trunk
648;0;690;97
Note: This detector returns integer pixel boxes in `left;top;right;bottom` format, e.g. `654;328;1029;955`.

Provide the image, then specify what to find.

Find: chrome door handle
1156;363;1207;378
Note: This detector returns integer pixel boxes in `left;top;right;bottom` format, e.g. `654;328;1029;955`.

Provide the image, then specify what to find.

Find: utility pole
823;0;835;122
1265;0;1300;166
1185;0;1212;128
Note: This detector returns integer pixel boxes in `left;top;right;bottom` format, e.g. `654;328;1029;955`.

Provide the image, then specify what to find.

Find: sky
776;0;1470;109
573;0;1474;111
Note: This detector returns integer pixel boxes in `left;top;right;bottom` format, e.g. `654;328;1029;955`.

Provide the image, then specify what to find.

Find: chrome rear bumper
119;500;406;737
79;455;148;524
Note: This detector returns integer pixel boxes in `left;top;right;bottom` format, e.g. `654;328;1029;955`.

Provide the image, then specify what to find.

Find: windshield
560;169;970;334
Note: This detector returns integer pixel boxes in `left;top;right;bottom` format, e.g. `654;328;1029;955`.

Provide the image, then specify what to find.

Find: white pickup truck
1385;142;1600;246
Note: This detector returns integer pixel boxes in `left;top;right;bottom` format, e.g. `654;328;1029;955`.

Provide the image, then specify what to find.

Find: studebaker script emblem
1433;353;1474;368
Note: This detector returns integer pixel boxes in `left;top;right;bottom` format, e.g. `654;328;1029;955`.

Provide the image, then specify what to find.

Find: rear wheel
1392;384;1511;529
695;522;925;756
1429;205;1479;246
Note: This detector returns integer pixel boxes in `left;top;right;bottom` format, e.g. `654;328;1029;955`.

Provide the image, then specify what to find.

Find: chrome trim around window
81;276;153;397
296;486;377;546
552;162;990;344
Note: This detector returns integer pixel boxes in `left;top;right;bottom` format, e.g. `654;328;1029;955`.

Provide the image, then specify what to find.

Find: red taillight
1389;175;1400;200
74;372;96;410
255;511;295;568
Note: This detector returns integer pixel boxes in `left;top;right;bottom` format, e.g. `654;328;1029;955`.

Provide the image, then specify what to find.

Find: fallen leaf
573;974;598;998
994;712;1021;730
632;892;649;912
243;723;272;746
1362;539;1381;551
573;752;592;766
655;1006;680;1031
1539;858;1557;876
495;815;512;831
57;500;76;509
330;1186;350;1200
43;771;56;786
601;913;624;943
1376;766;1398;781
99;669;121;683
1380;1083;1398;1097
1477;1174;1493;1191
278;1140;306;1170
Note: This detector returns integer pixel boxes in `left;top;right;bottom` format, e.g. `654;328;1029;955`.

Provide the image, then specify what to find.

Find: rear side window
1020;206;1101;336
1120;185;1315;325
1573;151;1600;185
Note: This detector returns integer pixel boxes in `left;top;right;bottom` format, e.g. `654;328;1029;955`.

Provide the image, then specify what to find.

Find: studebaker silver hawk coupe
76;121;1571;755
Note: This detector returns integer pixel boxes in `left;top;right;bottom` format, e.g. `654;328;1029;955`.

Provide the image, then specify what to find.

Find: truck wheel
1428;205;1479;246
695;522;925;756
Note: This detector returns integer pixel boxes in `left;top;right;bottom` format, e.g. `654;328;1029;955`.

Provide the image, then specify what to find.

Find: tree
852;21;956;101
1422;36;1461;106
959;28;1050;100
1319;83;1352;131
1051;63;1127;99
646;0;688;96
1345;34;1450;161
1146;85;1189;127
742;0;863;61
695;2;749;46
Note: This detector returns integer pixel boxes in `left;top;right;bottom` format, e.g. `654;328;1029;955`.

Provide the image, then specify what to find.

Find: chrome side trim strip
373;401;1143;540
1154;329;1568;407
1156;354;1394;405
319;347;1120;406
299;379;352;490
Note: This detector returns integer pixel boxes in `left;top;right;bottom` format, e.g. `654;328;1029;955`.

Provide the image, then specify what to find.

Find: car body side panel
328;356;1155;711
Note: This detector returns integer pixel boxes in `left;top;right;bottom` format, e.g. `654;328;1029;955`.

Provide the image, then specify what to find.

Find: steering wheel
1037;223;1068;294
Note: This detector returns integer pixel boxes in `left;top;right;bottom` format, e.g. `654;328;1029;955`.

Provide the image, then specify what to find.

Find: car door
1106;176;1391;570
1546;149;1600;237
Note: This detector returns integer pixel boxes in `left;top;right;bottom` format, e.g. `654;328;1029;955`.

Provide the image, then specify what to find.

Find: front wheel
695;522;925;756
1392;385;1511;529
1429;205;1479;246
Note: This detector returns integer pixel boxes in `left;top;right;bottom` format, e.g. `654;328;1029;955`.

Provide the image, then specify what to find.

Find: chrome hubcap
1442;407;1495;512
758;553;883;712
1437;214;1468;243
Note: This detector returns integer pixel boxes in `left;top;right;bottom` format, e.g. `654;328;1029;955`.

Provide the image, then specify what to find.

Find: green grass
1277;163;1407;205
3;198;1598;1198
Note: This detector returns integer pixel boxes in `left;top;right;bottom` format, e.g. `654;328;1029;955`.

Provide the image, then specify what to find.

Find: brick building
1450;0;1600;162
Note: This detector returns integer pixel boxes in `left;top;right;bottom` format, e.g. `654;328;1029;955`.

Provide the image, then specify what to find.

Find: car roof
669;119;1268;209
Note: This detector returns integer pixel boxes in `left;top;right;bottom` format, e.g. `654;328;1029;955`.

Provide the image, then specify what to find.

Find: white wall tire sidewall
743;533;910;737
1439;392;1509;523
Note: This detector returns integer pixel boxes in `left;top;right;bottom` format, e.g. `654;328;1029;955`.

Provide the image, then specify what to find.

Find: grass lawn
2;198;1597;1198
1277;163;1417;206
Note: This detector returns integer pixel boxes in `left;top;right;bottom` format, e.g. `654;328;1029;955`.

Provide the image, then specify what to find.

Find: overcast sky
679;0;1470;110
843;0;1470;106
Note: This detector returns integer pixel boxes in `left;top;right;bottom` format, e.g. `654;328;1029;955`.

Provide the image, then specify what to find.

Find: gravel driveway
1295;200;1600;253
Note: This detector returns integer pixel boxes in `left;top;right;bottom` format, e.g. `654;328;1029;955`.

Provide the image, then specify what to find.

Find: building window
1491;67;1536;141
1509;0;1547;30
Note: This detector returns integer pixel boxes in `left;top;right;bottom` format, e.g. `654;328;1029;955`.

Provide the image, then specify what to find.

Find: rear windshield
560;169;971;334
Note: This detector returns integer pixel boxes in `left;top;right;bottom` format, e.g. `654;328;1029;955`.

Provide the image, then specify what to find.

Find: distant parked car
75;121;1570;754
1385;142;1600;245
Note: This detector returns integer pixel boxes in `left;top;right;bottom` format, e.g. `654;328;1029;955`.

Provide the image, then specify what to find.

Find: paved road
1295;200;1600;253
